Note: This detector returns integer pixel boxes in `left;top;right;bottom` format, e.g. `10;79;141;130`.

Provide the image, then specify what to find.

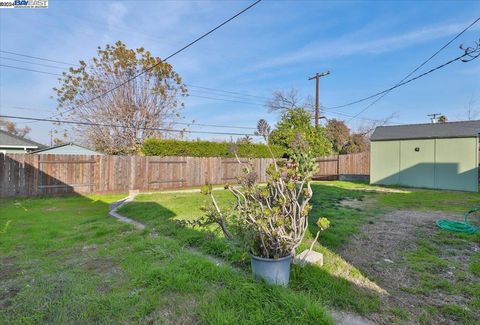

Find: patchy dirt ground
0;257;20;310
340;198;479;324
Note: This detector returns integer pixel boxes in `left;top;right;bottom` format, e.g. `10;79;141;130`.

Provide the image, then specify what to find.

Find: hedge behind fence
141;139;286;158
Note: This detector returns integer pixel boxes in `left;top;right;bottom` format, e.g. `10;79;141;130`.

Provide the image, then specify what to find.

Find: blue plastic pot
250;254;292;286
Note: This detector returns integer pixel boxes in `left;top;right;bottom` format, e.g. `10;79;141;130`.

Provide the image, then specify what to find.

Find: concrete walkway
108;192;145;230
108;189;375;325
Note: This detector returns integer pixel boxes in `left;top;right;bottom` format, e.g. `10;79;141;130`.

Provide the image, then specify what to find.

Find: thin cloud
251;21;480;71
106;3;128;31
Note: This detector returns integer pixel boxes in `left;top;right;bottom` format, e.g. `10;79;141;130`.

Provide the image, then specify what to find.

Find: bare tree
265;88;315;113
54;41;187;155
354;113;398;138
463;94;478;120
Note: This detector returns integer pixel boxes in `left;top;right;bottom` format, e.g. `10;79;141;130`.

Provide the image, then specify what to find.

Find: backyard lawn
1;182;479;324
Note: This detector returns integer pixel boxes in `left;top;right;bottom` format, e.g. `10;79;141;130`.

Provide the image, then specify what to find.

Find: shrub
141;138;286;158
269;108;332;157
195;122;330;259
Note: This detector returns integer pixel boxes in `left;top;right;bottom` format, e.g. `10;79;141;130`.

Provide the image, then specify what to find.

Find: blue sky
1;0;479;145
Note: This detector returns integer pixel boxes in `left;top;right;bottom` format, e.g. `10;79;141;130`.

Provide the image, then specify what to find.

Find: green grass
401;231;480;323
0;194;334;324
366;185;480;324
120;184;384;315
377;189;480;213
316;181;480;323
470;252;480;276
309;182;376;249
3;181;479;324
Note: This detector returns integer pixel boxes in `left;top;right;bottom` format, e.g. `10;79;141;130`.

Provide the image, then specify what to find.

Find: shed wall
371;137;478;192
370;141;400;185
399;139;435;188
435;138;478;192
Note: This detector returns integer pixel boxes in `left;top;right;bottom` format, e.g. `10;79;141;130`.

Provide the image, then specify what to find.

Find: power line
0;63;267;106
0;64;63;77
0;53;273;103
328;17;480;112
0;114;260;137
187;94;264;106
175;121;256;130
187;84;270;100
0;56;70;70
328;45;479;116
0;50;79;67
188;89;266;104
0;106;256;130
58;0;262;117
324;108;394;123
0;63;396;124
345;16;480;121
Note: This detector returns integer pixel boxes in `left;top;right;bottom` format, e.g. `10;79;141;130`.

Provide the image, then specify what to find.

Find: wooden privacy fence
0;152;370;197
313;151;370;180
0;154;274;197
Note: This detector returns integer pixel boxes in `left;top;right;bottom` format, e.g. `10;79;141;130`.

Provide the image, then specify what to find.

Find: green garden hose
436;208;478;234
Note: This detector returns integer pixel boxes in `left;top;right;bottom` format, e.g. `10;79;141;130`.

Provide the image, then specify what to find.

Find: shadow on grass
1;194;335;324
119;183;387;315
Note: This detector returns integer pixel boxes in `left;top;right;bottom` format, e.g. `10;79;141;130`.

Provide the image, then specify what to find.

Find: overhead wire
0;57;70;70
0;53;272;103
327;16;480;113
0;62;400;124
0;114;260;137
0;50;79;67
325;46;480;121
2;14;479;128
0;64;63;77
57;0;263;117
0;0;264;131
186;84;270;100
345;16;480;121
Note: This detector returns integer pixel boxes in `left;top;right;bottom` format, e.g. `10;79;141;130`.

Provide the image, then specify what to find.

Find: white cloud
251;21;480;71
106;2;128;31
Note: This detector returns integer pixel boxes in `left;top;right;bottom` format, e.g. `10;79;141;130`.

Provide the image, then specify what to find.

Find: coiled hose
436;208;478;234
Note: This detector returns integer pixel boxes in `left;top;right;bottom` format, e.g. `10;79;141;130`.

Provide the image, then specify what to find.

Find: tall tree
269;108;331;156
438;115;448;123
0;117;31;138
341;133;369;154
54;41;187;155
325;119;350;153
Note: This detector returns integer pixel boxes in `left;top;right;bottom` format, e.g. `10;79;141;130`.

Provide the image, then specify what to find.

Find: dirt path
340;198;478;324
111;192;378;325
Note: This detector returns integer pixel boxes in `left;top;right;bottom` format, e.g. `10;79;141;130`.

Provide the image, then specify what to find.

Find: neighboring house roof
371;120;480;141
0;129;46;148
31;143;103;155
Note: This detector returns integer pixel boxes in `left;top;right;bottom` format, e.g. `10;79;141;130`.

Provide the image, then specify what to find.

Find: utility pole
309;71;330;127
427;113;442;123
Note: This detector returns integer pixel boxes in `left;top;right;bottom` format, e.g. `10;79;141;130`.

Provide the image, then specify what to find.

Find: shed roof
0;130;45;148
31;143;103;155
371;120;480;141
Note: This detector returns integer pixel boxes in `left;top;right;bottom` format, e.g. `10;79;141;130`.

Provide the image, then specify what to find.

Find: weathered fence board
0;152;370;197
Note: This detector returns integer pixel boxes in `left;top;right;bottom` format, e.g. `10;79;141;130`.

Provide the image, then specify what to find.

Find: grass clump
0;193;334;324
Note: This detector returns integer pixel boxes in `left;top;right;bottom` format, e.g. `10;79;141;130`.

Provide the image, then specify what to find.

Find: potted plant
197;120;329;285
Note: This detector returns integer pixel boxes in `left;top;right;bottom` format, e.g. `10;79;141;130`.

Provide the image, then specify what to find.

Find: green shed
370;121;480;192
